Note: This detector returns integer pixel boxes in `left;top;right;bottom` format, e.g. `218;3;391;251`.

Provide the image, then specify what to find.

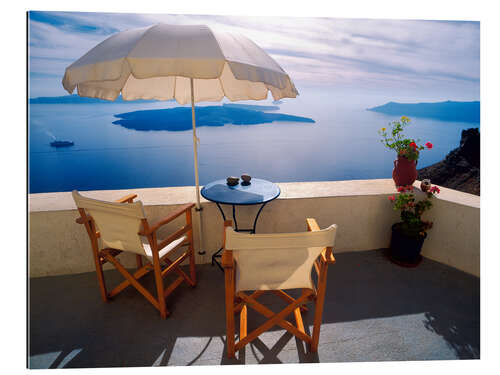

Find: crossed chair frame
222;218;336;358
75;193;196;319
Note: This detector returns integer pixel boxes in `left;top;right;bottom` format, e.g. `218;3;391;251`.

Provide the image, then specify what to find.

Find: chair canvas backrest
225;225;337;292
72;190;147;256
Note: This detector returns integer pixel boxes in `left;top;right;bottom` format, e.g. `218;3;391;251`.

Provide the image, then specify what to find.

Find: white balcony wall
28;179;479;278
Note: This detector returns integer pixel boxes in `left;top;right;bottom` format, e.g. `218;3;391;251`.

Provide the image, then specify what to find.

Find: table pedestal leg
211;202;268;271
211;247;225;271
252;202;268;234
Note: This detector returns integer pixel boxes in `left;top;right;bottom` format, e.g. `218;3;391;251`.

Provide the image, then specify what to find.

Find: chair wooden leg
272;289;308;312
311;263;329;352
161;252;194;286
107;263;153;298
240;304;247;341
136;254;143;269
83;214;108;302
235;290;265;314
294;290;308;335
235;291;313;351
238;291;313;345
94;258;108;302
225;266;236;358
153;259;169;319
104;253;160;311
93;249;108;302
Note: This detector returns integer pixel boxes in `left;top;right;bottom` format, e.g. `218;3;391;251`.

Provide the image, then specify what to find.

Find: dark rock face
418;128;480;195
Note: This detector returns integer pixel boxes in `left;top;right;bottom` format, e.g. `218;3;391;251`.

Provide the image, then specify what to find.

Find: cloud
27;11;479;98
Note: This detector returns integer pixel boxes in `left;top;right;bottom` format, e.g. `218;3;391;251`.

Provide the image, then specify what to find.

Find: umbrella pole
190;78;205;258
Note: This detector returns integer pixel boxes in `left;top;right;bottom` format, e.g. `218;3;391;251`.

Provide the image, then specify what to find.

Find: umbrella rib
173;76;177;102
218;65;229;101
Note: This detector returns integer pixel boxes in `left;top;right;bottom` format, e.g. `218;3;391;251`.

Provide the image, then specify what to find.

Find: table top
201;178;280;205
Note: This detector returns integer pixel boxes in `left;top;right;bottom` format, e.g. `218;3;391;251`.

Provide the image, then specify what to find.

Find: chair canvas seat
142;235;187;260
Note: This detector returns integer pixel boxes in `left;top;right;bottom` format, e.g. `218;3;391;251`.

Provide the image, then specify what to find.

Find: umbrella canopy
62;23;298;255
62;23;298;104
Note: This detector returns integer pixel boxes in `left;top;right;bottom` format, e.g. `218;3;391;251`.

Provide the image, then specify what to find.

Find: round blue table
201;178;280;270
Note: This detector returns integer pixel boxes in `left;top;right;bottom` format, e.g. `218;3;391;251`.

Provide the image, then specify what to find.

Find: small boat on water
50;140;74;148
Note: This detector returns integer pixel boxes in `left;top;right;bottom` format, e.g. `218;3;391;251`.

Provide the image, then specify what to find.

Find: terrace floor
29;249;480;368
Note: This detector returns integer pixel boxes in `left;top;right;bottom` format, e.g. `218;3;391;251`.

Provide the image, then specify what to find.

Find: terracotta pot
392;155;417;187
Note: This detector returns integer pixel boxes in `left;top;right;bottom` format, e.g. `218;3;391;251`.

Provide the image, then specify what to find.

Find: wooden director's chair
222;218;337;358
73;190;196;319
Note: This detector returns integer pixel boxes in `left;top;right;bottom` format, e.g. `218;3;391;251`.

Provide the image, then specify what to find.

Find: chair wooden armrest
115;193;138;204
222;220;234;268
222;250;234;269
157;225;191;251
323;249;336;264
76;216;87;224
306;218;336;264
141;203;195;235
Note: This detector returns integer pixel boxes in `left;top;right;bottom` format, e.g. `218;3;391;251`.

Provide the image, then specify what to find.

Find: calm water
28;88;478;193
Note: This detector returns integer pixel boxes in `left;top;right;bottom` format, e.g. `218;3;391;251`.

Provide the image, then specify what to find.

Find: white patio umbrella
62;23;299;253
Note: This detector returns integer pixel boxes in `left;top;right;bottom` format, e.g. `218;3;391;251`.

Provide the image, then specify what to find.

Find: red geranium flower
425;142;433;149
388;195;395;201
430;186;440;194
397;186;405;192
409;142;417;149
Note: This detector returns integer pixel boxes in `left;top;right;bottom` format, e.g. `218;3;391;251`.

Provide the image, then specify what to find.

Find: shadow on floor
28;249;479;368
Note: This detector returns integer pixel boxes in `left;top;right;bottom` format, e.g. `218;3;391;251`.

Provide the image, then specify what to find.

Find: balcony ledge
29;179;479;212
28;179;480;278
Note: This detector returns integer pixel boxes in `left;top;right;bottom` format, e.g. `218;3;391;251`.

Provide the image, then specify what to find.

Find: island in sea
29;95;315;131
112;104;315;132
367;100;480;123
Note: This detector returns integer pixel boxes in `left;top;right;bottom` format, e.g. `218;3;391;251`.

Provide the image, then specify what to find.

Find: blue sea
28;87;479;194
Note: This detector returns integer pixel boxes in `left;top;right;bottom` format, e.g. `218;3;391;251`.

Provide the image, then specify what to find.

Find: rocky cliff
418;128;480;195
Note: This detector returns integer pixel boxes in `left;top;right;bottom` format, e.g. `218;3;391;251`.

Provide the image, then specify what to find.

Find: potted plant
387;184;440;265
379;116;433;187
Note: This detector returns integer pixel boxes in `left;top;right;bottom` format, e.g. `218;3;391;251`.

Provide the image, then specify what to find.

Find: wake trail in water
45;130;56;140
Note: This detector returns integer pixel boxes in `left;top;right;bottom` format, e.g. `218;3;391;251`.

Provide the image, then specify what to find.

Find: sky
27;11;480;101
